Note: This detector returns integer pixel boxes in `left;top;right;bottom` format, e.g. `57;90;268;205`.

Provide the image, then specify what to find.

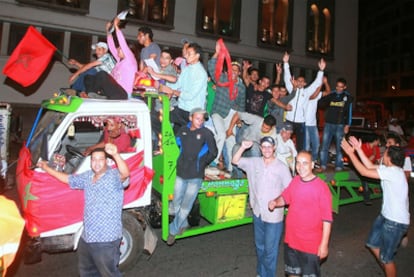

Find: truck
15;92;251;271
15;92;382;271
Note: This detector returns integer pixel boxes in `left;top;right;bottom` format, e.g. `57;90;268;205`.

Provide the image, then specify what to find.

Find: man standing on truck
317;77;353;172
37;143;130;277
167;108;218;246
158;43;208;133
232;137;291;277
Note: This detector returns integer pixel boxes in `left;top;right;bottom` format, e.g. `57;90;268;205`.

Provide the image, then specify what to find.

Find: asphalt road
4;183;414;277
3;105;414;276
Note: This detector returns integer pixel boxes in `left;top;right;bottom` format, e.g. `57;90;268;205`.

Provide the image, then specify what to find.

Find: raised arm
232;140;253;165
341;138;380;179
105;143;129;181
274;63;282;85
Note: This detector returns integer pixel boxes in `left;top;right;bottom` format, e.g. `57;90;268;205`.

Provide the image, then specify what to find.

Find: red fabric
214;38;237;100
282;176;333;254
2;26;56;87
361;143;381;163
16;146;154;237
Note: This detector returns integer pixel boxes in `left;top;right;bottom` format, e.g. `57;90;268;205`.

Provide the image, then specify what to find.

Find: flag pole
54;48;72;70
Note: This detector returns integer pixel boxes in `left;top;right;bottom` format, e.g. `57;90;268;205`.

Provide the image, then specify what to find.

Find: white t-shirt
305;92;322;126
377;165;410;225
275;133;297;169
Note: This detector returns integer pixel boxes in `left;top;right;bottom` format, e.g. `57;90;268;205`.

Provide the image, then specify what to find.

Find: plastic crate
199;193;247;224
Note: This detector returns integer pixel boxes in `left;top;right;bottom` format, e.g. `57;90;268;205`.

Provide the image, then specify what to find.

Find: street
3;105;414;276
4;186;414;277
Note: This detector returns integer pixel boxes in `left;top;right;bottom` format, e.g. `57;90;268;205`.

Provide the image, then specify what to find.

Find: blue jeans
366;214;409;263
253;215;284;277
319;123;345;169
78;237;122;277
71;68;97;92
169;176;202;236
305;125;320;161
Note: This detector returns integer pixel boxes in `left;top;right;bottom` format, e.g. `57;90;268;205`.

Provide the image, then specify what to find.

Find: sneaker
166;234;176;246
335;167;344;171
59;88;77;96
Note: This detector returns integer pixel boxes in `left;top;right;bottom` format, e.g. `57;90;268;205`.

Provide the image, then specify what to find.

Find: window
39;29;64;62
118;0;175;29
306;0;335;57
17;0;90;14
258;0;293;49
8;23;30;55
69;33;92;64
196;0;241;41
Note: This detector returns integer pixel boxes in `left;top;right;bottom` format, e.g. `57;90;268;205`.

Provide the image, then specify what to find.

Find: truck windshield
28;110;66;165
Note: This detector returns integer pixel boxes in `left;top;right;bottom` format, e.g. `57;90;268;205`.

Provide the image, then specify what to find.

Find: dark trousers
287;120;305;152
84;71;128;100
78;237;122;277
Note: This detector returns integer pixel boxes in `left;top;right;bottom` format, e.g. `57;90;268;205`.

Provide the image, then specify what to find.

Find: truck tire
119;211;144;272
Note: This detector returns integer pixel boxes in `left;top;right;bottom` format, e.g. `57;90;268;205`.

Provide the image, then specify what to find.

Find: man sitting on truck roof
84;116;131;156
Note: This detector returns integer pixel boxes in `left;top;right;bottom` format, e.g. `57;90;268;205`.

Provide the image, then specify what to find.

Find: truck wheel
119;211;144;272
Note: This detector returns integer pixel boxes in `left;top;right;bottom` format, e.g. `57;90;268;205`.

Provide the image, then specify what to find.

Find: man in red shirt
269;151;333;276
360;135;381;205
84;116;131;155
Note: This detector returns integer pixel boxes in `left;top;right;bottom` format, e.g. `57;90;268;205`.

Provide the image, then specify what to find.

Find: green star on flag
23;182;38;209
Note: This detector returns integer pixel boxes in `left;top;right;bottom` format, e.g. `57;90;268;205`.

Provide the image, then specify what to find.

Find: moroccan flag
3;26;56;87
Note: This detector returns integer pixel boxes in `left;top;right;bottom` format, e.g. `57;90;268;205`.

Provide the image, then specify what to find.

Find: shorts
284;243;321;277
366;214;409;263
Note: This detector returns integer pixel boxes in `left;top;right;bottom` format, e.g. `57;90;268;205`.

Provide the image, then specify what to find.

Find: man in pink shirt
82;17;137;99
269;151;332;277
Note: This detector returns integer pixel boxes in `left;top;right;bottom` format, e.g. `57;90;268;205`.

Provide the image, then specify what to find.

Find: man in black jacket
318;78;353;172
167;108;218;246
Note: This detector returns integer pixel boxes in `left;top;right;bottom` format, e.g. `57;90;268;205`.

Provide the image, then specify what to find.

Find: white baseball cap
91;42;108;50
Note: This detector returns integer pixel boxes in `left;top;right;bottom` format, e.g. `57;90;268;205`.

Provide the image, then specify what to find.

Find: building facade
0;0;358;105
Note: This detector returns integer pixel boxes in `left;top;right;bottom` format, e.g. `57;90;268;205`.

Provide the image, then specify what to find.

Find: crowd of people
56;17;412;277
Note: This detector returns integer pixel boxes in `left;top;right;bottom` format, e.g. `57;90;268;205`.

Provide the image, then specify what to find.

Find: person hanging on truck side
37;143;130;277
157;43;208;134
167;108;218;246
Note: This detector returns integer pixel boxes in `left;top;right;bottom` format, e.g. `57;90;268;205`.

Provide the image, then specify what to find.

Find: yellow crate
200;193;247;223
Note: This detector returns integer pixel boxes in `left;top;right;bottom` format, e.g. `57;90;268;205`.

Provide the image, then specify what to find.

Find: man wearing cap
82;17;138;99
167;108;217;246
233;137;291;277
84;116;131;156
67;41;116;95
207;40;246;172
276;122;298;173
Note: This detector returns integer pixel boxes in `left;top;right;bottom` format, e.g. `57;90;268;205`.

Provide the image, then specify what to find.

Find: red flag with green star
3;26;56;87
